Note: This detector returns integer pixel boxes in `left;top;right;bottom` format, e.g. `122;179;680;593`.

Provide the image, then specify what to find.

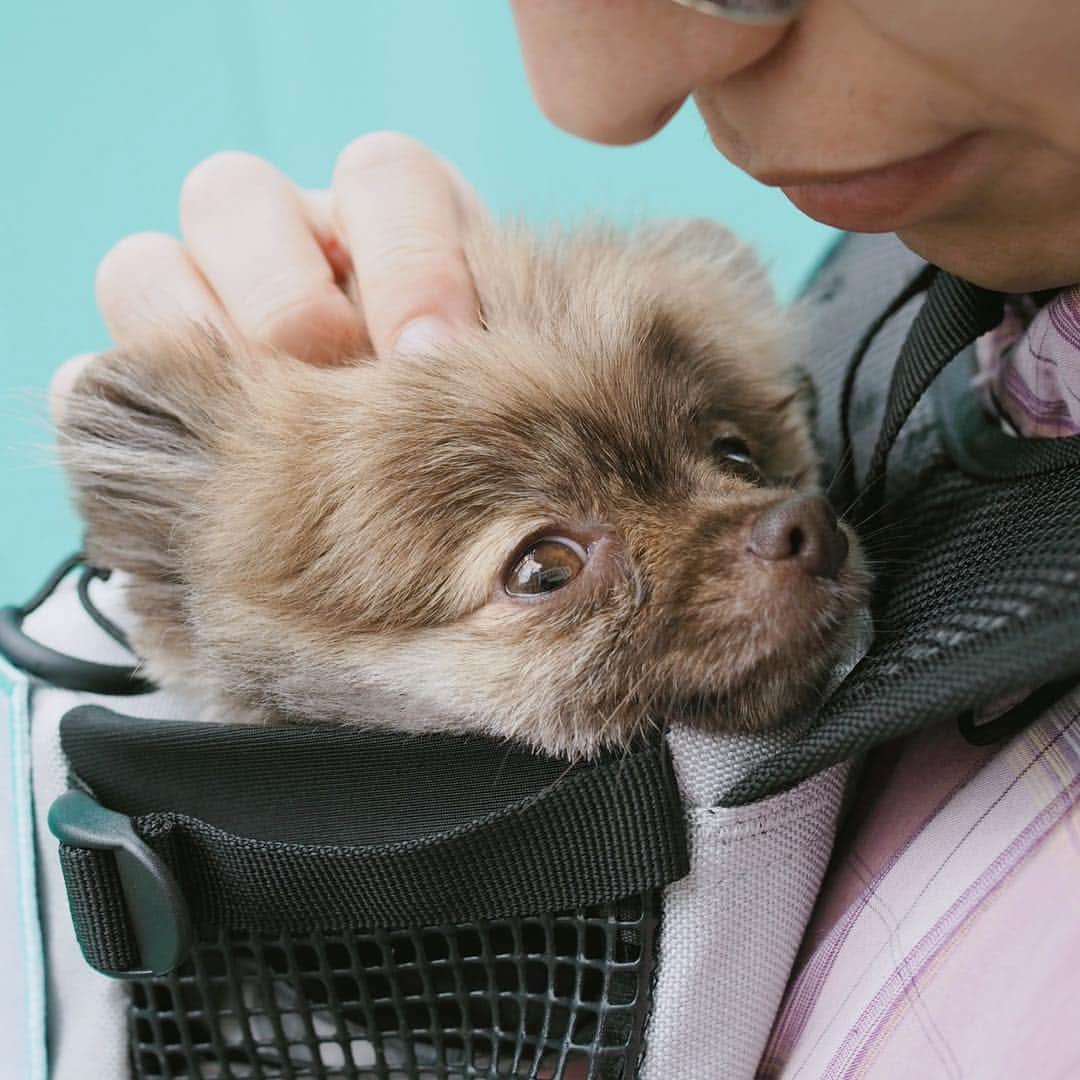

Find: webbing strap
58;845;140;974
56;722;688;976
719;241;1080;804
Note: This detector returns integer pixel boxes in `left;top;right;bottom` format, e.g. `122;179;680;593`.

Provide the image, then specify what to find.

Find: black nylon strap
57;710;688;975
719;236;1080;804
58;844;140;974
725;586;1080;804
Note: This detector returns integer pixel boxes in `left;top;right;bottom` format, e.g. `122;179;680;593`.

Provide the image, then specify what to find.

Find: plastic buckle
48;789;192;978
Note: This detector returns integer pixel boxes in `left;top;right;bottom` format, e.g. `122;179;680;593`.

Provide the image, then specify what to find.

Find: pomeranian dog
57;219;868;759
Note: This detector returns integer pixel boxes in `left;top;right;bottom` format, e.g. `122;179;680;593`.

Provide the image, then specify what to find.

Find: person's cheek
691;0;982;182
848;0;1080;155
510;0;786;146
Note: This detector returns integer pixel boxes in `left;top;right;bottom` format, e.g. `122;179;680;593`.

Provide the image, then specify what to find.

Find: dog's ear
56;333;239;574
55;332;244;666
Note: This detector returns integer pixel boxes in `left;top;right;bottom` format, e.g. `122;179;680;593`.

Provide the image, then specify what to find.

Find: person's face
511;0;1080;292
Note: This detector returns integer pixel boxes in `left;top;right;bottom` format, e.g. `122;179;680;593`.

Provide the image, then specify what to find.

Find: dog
57;218;868;759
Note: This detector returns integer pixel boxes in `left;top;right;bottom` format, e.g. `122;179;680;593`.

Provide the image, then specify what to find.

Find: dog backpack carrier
4;233;1080;1079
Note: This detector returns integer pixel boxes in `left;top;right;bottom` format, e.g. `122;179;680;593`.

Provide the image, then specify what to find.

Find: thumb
49;353;97;424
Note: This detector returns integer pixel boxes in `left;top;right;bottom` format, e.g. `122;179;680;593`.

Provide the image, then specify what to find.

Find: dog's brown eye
712;437;761;483
505;538;587;596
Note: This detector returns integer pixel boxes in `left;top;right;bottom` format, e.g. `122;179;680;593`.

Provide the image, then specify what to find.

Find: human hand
51;132;484;413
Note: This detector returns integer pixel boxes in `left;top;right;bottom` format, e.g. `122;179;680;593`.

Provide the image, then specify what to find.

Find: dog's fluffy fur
58;219;868;758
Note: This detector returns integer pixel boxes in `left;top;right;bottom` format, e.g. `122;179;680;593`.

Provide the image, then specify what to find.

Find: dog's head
58;220;868;757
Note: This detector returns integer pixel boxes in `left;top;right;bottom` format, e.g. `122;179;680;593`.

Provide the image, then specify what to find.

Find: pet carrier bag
0;555;865;1080
4;231;1080;1080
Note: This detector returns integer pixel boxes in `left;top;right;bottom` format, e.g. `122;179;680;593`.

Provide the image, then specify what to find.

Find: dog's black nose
748;494;848;579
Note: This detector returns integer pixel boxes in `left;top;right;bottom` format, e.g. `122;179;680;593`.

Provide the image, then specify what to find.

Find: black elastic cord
0;551;154;695
77;565;134;651
17;551;86;618
836;263;939;509
854;272;1005;520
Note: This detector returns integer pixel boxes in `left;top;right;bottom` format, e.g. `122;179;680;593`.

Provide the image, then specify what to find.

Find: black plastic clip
48;789;192;978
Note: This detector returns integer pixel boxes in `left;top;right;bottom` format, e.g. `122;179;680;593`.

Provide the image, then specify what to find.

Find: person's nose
510;0;791;146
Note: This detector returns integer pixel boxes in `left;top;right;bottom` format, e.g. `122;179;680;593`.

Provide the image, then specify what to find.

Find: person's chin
895;220;1080;294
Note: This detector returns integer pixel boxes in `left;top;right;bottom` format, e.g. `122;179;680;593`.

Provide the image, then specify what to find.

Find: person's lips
758;134;985;232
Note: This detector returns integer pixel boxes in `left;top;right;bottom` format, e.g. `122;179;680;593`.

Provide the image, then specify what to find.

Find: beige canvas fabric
20;572;182;1080
641;622;870;1080
643;736;849;1079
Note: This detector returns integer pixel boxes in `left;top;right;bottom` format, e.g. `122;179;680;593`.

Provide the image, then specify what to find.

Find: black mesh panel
54;709;682;1078
128;895;657;1079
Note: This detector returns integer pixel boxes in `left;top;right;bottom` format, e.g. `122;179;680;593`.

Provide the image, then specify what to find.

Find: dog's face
59;220;868;758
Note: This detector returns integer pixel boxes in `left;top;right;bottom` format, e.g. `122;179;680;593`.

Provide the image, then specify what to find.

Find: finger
332;132;480;358
438;155;489;224
49;353;97;423
95;231;233;348
180;151;366;365
299;188;354;286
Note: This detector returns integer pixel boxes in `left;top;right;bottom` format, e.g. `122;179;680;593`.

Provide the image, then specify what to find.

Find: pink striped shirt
762;689;1080;1077
975;288;1080;437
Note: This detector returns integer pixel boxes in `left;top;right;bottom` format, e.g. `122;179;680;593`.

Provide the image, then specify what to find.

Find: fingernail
394;316;452;357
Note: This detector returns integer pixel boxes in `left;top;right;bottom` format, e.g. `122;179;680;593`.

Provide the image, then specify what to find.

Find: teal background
0;1;835;603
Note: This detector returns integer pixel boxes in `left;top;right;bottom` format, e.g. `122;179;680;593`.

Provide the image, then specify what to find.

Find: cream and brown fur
58;219;868;759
